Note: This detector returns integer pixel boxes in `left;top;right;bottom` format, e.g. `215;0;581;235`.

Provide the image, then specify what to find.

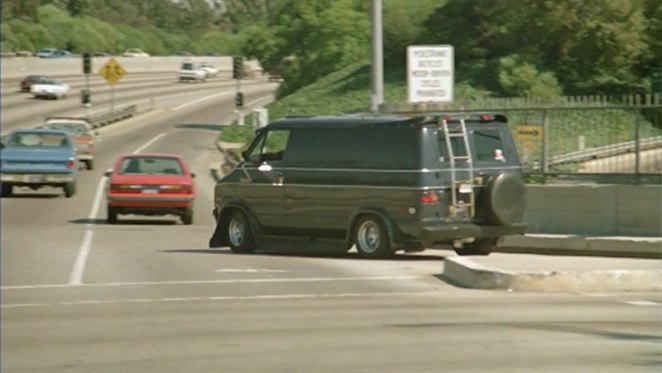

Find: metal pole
541;110;549;174
634;108;641;182
370;0;383;112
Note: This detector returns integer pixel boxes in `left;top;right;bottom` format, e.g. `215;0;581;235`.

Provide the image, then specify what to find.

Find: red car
105;153;196;224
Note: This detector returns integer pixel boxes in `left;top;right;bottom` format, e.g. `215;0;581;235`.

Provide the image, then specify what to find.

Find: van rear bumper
420;222;526;245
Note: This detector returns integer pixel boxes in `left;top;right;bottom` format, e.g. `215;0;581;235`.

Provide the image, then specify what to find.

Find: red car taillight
420;191;439;205
66;159;75;169
160;184;193;194
110;184;142;193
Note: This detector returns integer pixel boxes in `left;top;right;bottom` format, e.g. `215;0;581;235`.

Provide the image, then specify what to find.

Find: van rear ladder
441;118;476;218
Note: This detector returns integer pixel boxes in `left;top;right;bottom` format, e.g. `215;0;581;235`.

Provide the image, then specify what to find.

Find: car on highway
20;75;48;92
44;117;98;170
122;48;149;57
30;79;70;99
40;50;73;58
0;129;78;198
35;48;58;58
199;62;219;77
105;154;196;224
209;113;527;258
178;62;207;82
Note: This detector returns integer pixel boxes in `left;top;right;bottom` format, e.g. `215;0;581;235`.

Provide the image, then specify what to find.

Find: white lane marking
624;301;660;307
215;268;289;273
1;291;439;309
4;275;420;290
172;91;233;111
133;133;166;154
68;176;107;285
67;133;167;285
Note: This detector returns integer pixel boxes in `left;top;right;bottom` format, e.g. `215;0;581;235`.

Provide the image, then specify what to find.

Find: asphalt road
2;74;661;372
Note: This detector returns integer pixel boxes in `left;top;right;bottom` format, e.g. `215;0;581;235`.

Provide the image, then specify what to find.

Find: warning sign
515;125;543;141
99;58;126;85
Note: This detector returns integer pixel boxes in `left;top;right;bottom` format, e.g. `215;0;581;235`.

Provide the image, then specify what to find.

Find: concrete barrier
1;56;262;79
524;184;662;237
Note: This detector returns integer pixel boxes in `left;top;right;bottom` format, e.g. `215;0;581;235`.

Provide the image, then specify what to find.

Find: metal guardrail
550;136;662;165
85;105;136;128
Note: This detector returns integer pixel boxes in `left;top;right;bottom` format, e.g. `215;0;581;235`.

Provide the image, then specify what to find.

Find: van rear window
438;128;509;163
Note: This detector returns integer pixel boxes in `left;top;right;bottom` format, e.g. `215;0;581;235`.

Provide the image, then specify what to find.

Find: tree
498;55;561;97
242;0;370;95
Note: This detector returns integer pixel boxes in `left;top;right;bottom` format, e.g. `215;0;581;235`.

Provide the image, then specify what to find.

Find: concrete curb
498;234;662;259
443;256;662;292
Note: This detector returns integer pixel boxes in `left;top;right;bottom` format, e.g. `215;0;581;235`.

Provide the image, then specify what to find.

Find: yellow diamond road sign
99;58;126;85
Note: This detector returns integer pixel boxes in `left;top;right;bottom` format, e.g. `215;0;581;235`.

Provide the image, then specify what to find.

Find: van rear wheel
227;211;255;253
455;238;496;256
355;216;393;259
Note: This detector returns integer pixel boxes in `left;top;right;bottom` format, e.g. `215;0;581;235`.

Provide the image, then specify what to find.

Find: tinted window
285;126;421;169
438;127;508;163
472;128;507;162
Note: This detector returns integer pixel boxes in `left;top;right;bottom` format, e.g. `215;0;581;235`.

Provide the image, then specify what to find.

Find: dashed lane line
5;275;421;291
67;133;167;285
1;291;440;309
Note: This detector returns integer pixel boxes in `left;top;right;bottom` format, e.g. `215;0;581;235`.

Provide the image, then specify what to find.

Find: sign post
407;45;454;103
99;58;126;112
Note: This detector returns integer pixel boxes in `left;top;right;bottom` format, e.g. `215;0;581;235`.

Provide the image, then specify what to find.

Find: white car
199;62;219;77
122;48;149;57
178;62;207;82
30;79;70;99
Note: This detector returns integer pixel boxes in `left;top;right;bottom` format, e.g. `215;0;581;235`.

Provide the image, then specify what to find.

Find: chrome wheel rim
228;217;244;246
357;221;380;253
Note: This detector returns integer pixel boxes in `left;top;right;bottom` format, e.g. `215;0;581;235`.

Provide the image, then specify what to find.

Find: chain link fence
382;94;662;184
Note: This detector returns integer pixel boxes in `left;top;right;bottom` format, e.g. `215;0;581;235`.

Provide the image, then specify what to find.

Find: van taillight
420;191;439;205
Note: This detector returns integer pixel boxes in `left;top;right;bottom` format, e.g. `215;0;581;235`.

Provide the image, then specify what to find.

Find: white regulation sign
407;45;454;103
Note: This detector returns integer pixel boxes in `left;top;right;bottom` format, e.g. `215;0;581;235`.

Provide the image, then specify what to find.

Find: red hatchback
106;154;196;224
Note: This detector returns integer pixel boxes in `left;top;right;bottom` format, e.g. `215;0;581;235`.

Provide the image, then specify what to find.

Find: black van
209;113;526;258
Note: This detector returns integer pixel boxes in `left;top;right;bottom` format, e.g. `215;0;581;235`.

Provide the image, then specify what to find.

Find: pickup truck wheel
355;216;393;259
455;238;496;256
64;182;76;198
227;211;255;253
107;205;118;224
1;184;12;197
85;160;94;170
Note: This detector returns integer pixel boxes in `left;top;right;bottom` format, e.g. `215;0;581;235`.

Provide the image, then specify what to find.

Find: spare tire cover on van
483;171;526;226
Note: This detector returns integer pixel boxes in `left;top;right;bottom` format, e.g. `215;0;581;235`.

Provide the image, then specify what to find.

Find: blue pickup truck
1;129;79;198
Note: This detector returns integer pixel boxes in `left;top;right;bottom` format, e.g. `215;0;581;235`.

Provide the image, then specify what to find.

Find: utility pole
370;0;384;112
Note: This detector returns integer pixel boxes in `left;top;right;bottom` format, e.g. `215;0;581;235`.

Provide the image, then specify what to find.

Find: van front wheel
227;211;255;254
355;216;393;259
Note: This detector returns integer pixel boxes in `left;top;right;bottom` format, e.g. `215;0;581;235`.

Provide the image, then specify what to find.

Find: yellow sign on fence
515;125;543;141
99;58;126;85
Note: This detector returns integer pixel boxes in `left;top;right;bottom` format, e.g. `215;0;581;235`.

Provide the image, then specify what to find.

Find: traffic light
235;92;244;108
82;52;92;74
232;56;243;80
81;89;91;105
